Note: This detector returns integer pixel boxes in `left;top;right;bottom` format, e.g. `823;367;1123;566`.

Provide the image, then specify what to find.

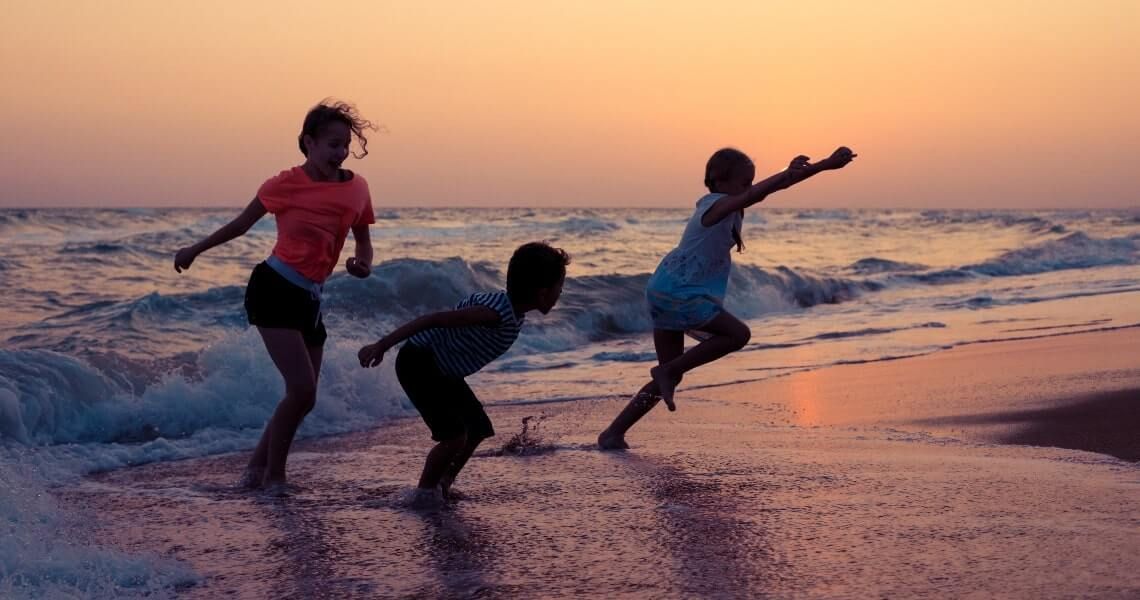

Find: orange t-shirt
257;167;375;283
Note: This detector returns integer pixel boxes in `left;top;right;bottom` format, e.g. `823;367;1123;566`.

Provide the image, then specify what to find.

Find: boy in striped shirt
358;242;570;502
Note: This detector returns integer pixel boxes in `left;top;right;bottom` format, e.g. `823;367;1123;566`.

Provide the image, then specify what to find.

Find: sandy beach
6;1;1140;596
706;327;1140;461
59;328;1139;599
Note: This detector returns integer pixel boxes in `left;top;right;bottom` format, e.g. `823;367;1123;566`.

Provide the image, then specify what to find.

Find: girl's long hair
298;99;378;159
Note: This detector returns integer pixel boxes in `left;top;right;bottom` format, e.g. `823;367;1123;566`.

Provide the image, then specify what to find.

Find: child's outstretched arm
345;224;374;278
701;147;856;227
358;306;500;367
174;197;267;272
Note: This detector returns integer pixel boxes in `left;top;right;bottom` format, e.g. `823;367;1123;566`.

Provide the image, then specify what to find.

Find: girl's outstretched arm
358;306;500;368
174;197;267;272
345;224;374;278
701;147;856;227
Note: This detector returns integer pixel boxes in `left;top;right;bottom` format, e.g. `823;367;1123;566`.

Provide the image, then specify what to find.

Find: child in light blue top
599;146;856;449
644;190;743;331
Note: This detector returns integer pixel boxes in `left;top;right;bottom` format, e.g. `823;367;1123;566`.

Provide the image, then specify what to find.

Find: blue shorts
645;288;724;332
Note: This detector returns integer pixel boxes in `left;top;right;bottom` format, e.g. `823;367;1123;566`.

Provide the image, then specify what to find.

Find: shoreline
692;327;1140;462
52;327;1140;598
492;327;1139;461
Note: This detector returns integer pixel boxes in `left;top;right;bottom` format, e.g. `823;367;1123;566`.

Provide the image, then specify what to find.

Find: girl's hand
824;147;857;169
358;342;387;368
786;155;812;182
346;257;372;279
173;247;198;273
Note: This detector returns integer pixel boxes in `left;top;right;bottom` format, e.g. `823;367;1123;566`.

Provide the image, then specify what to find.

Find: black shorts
244;262;328;347
395;343;494;442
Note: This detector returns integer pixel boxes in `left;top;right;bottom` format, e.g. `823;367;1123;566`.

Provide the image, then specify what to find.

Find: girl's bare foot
597;429;630;450
650;365;677;411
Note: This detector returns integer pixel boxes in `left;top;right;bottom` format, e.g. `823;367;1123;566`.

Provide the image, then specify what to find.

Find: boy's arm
174;197;267;272
701;147;856;227
346;224;374;278
358;306;500;368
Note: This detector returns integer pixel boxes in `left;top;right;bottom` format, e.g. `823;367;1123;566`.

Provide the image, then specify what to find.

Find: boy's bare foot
237;466;265;490
442;487;469;502
650;365;677;411
259;480;297;498
408;486;445;510
439;474;455;499
439;475;470;501
597;430;630;450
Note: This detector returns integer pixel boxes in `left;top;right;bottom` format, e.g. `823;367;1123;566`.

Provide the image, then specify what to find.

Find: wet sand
702;328;1140;461
64;329;1140;598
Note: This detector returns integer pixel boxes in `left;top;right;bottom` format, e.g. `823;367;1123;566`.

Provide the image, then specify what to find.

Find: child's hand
823;147;856;169
786;155;812;181
358;342;387;368
173;247;198;273
346;257;371;279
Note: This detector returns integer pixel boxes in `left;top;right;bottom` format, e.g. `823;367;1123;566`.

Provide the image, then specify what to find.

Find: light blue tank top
647;193;742;302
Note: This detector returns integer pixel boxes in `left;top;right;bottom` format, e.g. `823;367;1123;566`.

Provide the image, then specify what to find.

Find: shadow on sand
912;388;1139;461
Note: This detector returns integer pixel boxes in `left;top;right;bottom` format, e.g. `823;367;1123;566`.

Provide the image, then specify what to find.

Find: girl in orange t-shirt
174;100;377;492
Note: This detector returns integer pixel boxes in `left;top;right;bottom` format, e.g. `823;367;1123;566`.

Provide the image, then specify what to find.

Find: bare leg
598;329;685;449
649;366;678;411
652;312;750;410
418;434;468;490
597;381;661;449
244;342;322;487
440;435;485;498
245;328;319;487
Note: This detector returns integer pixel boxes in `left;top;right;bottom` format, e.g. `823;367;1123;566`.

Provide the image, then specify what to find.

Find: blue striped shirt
408;291;524;377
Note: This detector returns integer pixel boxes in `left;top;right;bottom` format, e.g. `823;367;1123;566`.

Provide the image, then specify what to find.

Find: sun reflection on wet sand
786;347;825;427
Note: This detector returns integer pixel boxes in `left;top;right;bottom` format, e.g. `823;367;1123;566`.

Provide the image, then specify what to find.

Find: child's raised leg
651;311;750;409
598;329;685;449
245;328;321;488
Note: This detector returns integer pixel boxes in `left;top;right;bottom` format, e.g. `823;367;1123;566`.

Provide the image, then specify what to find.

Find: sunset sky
2;1;1137;209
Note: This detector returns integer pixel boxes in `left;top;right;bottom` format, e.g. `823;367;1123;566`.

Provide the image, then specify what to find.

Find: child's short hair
298;99;377;159
507;242;570;298
704;147;754;193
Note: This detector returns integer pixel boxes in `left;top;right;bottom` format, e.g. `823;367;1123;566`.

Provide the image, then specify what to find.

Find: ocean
2;206;1139;597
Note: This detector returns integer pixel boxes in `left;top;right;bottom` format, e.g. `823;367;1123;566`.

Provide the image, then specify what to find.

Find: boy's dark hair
298;99;377;159
704;147;754;193
507;242;571;299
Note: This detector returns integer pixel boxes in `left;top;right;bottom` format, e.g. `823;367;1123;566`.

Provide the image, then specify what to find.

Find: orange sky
1;1;1137;208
